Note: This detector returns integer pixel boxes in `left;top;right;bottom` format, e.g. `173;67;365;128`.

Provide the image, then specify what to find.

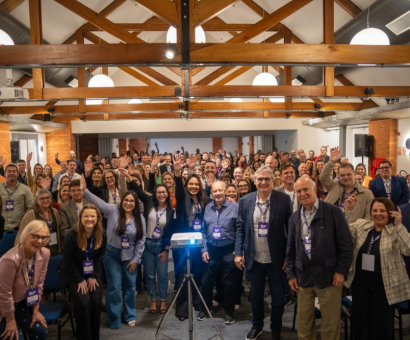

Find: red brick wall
249;136;254;154
119;139;127;155
212;137;222;152
368;119;397;174
78;134;98;161
0;123;11;166
237;137;242;154
129;138;147;154
46;117;78;174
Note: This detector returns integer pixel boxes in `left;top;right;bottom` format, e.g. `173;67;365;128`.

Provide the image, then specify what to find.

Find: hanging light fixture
252;69;284;103
0;29;14;45
128;98;142;113
166;26;206;44
350;4;390;65
86;74;114;105
229;98;243;112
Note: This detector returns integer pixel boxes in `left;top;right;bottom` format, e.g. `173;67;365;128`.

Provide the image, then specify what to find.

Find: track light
165;45;177;59
314;103;321;111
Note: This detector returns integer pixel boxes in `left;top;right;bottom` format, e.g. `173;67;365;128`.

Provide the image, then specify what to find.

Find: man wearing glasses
370;160;410;207
0;164;34;232
235;166;292;340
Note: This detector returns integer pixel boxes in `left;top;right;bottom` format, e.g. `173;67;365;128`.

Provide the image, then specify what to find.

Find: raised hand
55;152;59;160
26;152;33;163
187;154;196;169
119;155;128;169
155;142;158;147
173;154;182;173
196;148;200;154
84;157;93;176
118;168;133;182
0;155;5;167
329;146;342;163
392;206;402;226
80;174;87;193
39;177;51;190
222;160;229;170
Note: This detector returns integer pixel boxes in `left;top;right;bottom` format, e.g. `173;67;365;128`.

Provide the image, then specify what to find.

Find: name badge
121;236;130;249
152;226;162;240
258;222;268;237
83;260;94;275
26;287;39;307
304;236;312;254
193;219;201;231
338;205;344;210
49;232;57;246
213;227;221;240
362;253;375;272
387;193;391;199
5;200;14;211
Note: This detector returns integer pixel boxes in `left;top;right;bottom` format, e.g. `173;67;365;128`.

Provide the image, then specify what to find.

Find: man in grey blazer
60;180;89;238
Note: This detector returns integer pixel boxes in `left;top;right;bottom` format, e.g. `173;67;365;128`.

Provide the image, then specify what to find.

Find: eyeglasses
156;191;168;196
256;177;272;183
124;199;135;204
31;234;49;242
379;166;391;170
38;196;51;202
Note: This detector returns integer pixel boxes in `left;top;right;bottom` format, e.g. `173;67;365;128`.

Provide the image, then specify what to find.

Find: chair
39;255;75;340
292;296;349;340
0;231;17;257
395;300;410;340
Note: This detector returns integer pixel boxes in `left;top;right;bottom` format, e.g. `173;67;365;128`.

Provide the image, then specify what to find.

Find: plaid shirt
344;218;410;305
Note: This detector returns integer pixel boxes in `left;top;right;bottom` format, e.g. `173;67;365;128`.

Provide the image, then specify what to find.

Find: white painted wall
10;131;47;165
242;136;250;155
397;118;410;174
222;138;239;153
149;138;213;154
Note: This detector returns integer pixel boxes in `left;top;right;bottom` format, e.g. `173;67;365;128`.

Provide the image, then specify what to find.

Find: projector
171;232;203;249
0;87;29;101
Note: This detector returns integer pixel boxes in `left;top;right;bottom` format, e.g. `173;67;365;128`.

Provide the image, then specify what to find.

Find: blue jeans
103;244;137;329
248;261;286;332
0;300;47;340
142;239;169;301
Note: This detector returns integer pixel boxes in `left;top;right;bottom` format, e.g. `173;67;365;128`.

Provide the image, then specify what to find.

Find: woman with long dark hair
120;169;174;314
81;176;146;329
172;154;209;321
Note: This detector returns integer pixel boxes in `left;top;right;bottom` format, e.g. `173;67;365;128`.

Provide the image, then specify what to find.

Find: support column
118;139;127;155
213;137;222;152
369;119;397;174
237;137;243;154
339;126;347;156
249;136;255;154
129;138;147;154
46;117;77;173
0;123;11;167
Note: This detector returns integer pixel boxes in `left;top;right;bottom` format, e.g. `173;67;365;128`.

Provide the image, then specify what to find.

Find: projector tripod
155;248;224;340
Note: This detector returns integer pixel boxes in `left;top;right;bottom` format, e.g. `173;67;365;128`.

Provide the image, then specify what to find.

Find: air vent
386;10;410;35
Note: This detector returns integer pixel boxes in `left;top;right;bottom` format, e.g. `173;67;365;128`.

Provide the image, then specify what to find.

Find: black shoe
271;331;283;340
224;312;235;325
246;327;263;340
177;315;186;321
197;311;208;321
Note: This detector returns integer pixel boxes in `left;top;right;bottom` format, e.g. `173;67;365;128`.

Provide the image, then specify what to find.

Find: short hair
69;179;81;189
233;167;243;173
218;173;231;181
211;180;227;190
380;160;392;167
321;146;328;150
16;159;26;164
68;159;76;165
283;152;289;156
205;160;216;166
339;163;354;172
355;172;364;179
279;163;295;174
254;166;274;180
20;220;50;244
5;163;18;172
371;198;396;224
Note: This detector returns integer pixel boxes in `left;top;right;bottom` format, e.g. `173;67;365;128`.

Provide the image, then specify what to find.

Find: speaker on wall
10;141;20;163
355;134;373;158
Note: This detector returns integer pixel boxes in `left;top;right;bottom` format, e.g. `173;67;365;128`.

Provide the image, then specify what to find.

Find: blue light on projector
189;239;195;245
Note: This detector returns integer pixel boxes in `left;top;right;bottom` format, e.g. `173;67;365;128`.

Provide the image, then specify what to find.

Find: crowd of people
0;144;409;340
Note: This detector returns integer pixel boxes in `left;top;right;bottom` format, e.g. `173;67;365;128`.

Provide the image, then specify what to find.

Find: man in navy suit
369;160;410;207
235;166;292;340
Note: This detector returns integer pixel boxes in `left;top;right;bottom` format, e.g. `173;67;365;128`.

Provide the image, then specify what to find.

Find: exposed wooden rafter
0;0;24;13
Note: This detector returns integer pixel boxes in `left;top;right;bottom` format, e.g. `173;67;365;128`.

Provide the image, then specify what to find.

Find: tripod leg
188;279;193;340
190;276;225;340
155;275;188;340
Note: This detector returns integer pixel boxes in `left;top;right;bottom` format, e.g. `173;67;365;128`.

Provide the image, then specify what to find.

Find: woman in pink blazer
0;220;50;340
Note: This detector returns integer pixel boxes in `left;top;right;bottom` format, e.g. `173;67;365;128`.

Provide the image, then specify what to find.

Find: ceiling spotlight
318;111;325;118
285;112;291;119
314;103;321;110
364;87;375;96
165;45;177;59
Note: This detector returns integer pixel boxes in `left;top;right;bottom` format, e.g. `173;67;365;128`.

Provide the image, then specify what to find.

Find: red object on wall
371;157;386;178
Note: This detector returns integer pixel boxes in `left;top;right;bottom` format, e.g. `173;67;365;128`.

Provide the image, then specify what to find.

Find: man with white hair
286;176;353;340
235;166;292;340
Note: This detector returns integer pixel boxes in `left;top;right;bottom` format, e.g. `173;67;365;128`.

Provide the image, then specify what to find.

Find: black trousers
352;276;395;340
69;277;103;340
201;243;237;313
174;247;203;318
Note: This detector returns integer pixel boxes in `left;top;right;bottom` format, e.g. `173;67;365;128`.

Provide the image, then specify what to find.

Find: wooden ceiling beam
0;0;24;13
229;0;313;43
195;66;237;86
214;66;253;85
99;0;127;17
193;0;238;27
54;0;145;43
241;0;264;17
132;0;178;27
323;0;334;97
335;74;379;108
14;74;32;87
335;0;362;17
29;0;44;100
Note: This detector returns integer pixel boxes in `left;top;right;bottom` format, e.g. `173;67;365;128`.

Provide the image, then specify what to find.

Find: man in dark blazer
369;160;410;207
235;166;292;340
159;154;174;175
286;176;353;340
